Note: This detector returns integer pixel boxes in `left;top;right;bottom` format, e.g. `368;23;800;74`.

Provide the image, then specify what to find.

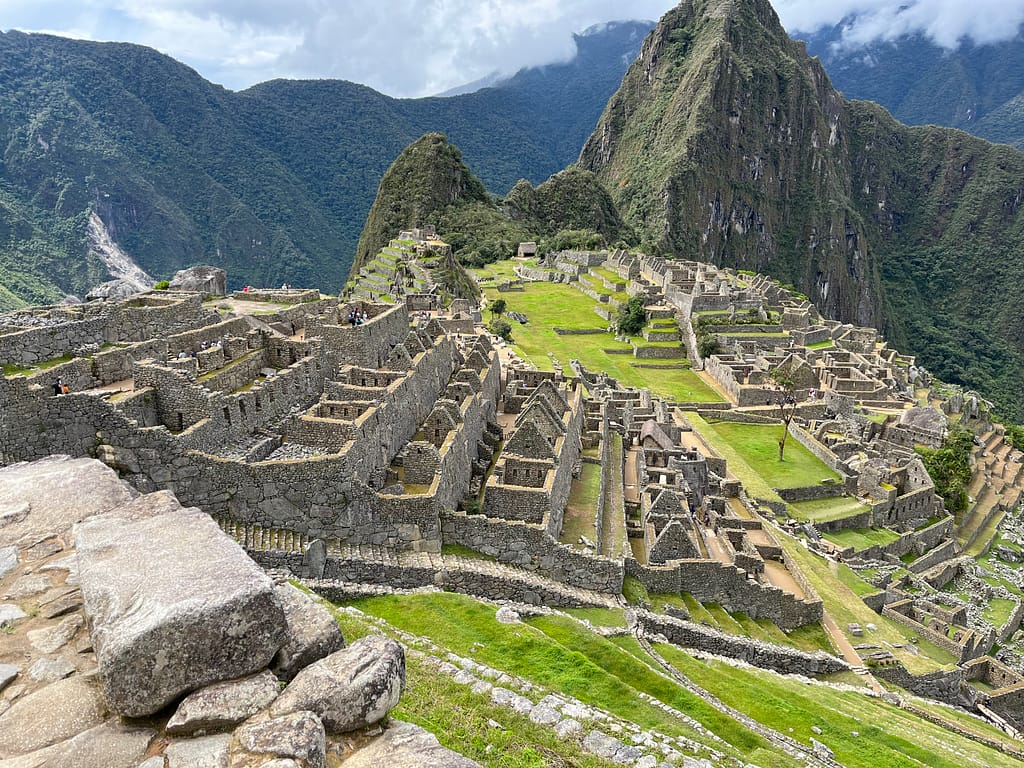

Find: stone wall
625;558;822;630
874;664;965;707
0;318;107;365
441;511;623;592
638;610;847;676
320;303;410;369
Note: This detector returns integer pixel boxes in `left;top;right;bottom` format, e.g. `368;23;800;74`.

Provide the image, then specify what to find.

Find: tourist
52;377;63;396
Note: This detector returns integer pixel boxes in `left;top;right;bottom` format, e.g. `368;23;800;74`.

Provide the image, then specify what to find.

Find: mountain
352;133;632;281
580;0;1024;420
802;26;1024;151
0;21;653;309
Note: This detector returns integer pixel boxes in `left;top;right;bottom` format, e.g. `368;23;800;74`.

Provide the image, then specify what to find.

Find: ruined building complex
3;242;1024;734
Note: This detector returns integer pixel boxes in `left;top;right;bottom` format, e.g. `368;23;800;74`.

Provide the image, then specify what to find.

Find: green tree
489;297;507;320
488;318;513;342
616;295;646;336
916;427;974;516
768;368;799;461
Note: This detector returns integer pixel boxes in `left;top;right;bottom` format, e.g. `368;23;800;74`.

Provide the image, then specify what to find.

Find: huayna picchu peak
581;0;1024;422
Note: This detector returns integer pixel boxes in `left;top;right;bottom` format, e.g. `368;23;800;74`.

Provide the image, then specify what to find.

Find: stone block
272;635;404;733
340;720;481;768
271;584;345;681
166;670;280;736
75;492;286;716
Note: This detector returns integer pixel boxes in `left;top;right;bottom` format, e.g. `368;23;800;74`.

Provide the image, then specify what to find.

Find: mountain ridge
580;0;1024;419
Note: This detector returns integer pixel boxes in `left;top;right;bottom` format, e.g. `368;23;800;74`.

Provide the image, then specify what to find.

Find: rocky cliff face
580;0;1024;418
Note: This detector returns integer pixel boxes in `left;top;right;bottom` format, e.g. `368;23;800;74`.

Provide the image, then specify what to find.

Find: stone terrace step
219;519;622;610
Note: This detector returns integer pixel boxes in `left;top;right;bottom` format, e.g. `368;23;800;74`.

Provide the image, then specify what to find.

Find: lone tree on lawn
768;367;799;461
489;298;507;320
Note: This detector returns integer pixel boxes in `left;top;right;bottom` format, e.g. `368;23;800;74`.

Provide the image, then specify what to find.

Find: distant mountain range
0;20;653;308
802;24;1024;150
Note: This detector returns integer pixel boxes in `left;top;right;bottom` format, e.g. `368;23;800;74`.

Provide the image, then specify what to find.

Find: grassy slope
334;591;1017;768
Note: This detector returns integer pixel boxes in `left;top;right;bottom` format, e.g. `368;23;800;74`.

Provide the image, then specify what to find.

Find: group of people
348;309;369;326
173;339;224;360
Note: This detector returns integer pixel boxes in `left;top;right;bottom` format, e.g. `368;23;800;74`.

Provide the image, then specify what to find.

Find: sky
2;0;1024;97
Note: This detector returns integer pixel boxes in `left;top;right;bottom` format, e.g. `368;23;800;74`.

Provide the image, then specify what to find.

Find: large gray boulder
271;584;345;681
0;456;136;547
272;635;405;733
75;491;287;716
85;279;142;302
341;720;481;768
169;266;227;297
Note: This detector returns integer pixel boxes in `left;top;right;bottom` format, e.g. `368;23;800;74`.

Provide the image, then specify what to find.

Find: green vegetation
476;275;722;403
615;294;646;335
654;644;1022;768
788;496;872;524
695;420;841;490
345;592;790;763
822;527;901;552
559;461;602;548
917;427;973;516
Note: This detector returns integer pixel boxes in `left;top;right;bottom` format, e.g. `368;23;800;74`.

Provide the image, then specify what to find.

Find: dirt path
822;614;884;694
623;447;640;504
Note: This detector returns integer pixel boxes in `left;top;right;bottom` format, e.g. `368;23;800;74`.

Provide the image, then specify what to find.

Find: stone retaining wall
638;610;847;676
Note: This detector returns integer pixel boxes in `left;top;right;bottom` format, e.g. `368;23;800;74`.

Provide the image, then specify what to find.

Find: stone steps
219;519;621;609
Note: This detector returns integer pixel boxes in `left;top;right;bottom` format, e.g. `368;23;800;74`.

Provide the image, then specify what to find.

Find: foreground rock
0;720;154;768
272;635;405;733
75;491;287;716
85;278;143;302
166;671;281;736
169;265;227;297
0;675;108;756
271;584;346;681
341;720;482;768
0;456;136;546
234;710;326;768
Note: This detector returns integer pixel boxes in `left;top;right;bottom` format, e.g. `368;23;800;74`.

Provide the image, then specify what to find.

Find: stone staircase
217;518;621;610
959;429;1024;555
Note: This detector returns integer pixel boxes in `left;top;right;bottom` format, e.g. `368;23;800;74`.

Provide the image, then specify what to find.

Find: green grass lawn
653;644;1022;768
344;592;790;764
694;419;841;490
823;527;902;552
774;528;957;674
559;462;601;548
983;597;1018;629
481;278;722;403
787;496;872;524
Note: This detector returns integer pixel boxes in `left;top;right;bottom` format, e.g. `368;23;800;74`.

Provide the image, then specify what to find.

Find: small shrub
488;318;513;342
153;280;170;290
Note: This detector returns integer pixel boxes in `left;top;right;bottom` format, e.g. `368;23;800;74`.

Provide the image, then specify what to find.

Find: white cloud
774;0;1024;49
1;0;675;96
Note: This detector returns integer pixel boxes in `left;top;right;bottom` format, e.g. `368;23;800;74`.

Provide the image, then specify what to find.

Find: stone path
822;615;883;694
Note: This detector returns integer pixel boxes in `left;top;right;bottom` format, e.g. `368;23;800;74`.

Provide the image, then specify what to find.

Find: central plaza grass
477;276;722;403
686;414;840;492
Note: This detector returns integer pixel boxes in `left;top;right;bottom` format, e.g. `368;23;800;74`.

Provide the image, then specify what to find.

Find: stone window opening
239;400;247;418
223;406;231;425
176;412;184;432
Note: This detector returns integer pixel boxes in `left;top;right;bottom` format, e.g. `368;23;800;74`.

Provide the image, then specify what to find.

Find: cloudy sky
2;0;1023;97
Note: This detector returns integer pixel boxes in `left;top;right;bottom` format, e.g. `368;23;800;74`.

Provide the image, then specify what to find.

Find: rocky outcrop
271;583;346;682
272;635;405;733
75;491;287;716
85;279;142;302
169;266;227;297
0;457;480;768
166;671;281;736
341;720;482;768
